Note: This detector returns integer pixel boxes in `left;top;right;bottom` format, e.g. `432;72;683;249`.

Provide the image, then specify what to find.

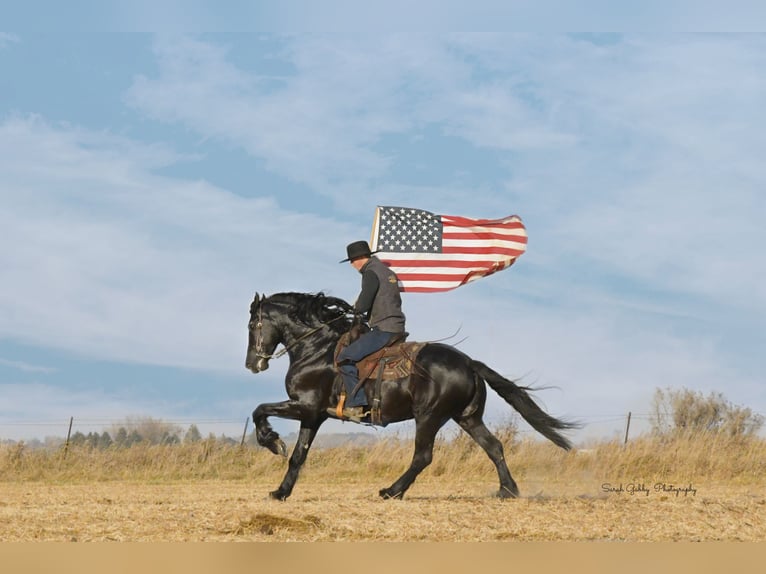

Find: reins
254;304;348;361
253;293;463;369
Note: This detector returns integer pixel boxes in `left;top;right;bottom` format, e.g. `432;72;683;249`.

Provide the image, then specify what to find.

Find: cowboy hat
340;240;378;263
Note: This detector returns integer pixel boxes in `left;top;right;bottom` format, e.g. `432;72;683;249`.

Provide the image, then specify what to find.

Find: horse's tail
472;360;576;450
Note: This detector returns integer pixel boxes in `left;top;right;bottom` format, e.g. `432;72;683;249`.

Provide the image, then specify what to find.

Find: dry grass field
2;433;765;542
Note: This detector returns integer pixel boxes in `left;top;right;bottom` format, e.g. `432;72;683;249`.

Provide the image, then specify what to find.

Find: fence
0;412;666;447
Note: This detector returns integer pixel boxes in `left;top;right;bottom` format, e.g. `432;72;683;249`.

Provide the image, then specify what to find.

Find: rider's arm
354;269;379;318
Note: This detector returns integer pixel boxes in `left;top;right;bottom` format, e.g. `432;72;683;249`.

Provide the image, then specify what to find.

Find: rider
335;240;406;419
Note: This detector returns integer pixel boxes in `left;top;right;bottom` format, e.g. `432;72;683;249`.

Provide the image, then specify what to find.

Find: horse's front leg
252;400;325;500
252;400;317;455
269;422;322;501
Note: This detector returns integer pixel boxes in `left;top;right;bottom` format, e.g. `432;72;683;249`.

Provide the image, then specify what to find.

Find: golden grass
4;432;765;484
1;434;765;541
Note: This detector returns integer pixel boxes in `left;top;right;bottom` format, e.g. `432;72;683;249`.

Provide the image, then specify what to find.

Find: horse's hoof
275;438;287;458
269;489;288;501
265;438;287;457
379;488;403;500
497;485;519;499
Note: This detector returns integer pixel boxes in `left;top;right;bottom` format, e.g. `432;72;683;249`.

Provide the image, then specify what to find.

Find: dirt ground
2;477;764;542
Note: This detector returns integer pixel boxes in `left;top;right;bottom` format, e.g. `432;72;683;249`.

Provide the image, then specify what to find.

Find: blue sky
1;31;764;443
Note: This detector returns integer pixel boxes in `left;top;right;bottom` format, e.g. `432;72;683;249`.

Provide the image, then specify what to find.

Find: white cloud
0;33;20;48
3;34;765;441
0;358;55;374
128;35;765;316
125;36;405;198
0;115;359;371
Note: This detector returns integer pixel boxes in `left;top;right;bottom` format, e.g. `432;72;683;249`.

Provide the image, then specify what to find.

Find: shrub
651;387;764;437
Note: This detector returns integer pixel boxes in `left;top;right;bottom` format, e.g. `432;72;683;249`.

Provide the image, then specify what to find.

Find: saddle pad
334;334;425;383
357;342;425;382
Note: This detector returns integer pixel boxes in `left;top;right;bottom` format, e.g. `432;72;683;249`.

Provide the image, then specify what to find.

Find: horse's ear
253;292;259;304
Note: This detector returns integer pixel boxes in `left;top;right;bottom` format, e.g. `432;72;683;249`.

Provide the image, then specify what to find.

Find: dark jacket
354;256;406;333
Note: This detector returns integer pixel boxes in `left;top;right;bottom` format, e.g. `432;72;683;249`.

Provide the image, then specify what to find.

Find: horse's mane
267;291;354;333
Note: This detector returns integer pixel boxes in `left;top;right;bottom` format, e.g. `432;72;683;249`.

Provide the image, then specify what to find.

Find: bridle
251;300;347;362
251;302;288;361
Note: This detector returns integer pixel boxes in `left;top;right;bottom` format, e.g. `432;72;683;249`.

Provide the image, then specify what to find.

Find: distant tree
126;430;143;446
99;431;113;449
651;387;764;437
26;438;43;450
184;424;202;444
44;436;65;449
161;431;180;445
85;432;101;449
218;435;237;446
69;431;86;446
111;417;182;446
114;427;129;447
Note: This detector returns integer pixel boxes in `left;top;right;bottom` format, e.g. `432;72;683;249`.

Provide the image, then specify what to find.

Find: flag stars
376;206;444;253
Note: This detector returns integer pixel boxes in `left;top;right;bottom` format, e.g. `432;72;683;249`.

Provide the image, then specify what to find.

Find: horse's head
245;291;355;374
245;292;281;373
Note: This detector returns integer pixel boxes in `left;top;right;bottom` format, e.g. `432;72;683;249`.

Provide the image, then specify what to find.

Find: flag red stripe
400;286;451;293
442;231;528;242
441;245;525;256
441;215;524;227
396;272;494;282
381;259;501;268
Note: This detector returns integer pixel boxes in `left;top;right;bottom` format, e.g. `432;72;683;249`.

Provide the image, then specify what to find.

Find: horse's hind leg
379;417;443;500
456;414;519;498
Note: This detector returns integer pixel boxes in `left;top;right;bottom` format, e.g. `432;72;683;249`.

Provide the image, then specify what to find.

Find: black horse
245;291;576;501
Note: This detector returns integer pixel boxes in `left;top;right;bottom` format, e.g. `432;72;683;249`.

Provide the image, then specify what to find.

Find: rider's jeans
337;328;398;407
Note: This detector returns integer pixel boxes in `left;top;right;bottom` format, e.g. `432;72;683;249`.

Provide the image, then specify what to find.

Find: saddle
333;331;425;425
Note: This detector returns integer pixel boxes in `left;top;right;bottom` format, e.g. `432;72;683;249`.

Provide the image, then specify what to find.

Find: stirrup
340;406;369;420
335;392;346;418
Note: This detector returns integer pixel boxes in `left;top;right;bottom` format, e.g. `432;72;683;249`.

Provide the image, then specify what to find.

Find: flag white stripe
441;237;527;249
376;252;515;262
443;225;526;237
389;266;501;275
398;277;486;289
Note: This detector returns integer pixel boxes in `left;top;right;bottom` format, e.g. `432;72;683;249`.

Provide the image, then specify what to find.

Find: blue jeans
337;328;398;407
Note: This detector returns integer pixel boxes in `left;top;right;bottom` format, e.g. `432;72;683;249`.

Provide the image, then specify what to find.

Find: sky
1;30;764;445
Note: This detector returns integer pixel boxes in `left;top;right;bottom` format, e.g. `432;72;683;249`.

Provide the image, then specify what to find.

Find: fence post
240;417;249;447
63;416;74;458
623;411;632;445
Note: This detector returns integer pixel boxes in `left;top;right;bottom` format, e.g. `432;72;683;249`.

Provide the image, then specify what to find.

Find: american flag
370;206;527;293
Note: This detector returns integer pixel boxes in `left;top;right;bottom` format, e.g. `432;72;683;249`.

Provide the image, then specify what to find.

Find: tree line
66;425;199;449
65;420;215;449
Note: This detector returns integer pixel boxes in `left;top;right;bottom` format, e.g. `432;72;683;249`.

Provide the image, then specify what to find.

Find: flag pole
370;206;381;249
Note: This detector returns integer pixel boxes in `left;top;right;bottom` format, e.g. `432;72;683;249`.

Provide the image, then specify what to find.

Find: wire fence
0;412;659;442
0;417;243;445
2;409;763;445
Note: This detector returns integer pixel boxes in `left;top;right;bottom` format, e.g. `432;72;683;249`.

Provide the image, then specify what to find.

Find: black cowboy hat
340;240;378;263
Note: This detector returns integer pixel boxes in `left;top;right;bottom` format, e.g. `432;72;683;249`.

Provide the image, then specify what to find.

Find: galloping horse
245;291;575;500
